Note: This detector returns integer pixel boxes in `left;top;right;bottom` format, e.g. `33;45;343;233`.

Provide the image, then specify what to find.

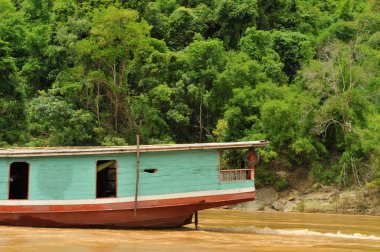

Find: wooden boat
0;141;268;228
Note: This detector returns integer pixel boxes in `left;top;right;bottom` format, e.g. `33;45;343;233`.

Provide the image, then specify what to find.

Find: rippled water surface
1;210;380;252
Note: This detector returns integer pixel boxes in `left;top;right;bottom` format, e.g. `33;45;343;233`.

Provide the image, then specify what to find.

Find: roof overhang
0;141;269;157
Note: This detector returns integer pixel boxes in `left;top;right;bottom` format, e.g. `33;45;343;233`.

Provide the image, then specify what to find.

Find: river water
1;210;380;252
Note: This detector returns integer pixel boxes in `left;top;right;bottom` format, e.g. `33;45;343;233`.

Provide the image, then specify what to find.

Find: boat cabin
0;141;268;228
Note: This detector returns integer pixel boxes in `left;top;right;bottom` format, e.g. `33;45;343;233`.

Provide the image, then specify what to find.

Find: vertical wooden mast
134;135;140;216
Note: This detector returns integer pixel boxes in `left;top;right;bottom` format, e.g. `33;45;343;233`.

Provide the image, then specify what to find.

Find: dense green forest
0;0;379;188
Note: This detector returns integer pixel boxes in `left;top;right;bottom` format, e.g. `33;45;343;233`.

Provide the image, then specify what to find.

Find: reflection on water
1;210;380;252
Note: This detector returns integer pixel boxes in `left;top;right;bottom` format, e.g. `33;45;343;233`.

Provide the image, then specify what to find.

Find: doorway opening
9;162;29;199
96;160;117;198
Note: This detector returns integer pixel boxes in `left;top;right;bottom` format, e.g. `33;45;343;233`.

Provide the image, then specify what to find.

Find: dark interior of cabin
9;162;29;199
96;160;117;198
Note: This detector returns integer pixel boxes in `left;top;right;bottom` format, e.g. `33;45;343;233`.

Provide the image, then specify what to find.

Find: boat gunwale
0;141;269;157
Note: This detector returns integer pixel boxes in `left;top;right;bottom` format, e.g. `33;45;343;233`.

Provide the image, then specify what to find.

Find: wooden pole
195;211;198;230
134;135;140;216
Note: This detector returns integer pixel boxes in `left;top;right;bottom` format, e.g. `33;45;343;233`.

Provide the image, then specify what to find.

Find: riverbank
230;185;380;215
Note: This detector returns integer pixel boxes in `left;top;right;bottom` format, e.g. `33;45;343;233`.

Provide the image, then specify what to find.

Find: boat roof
0;141;269;157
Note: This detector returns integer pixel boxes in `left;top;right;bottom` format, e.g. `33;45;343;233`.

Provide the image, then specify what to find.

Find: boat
0;140;268;228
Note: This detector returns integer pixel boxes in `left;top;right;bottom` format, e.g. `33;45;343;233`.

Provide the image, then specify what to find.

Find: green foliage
255;168;277;188
339;0;354;21
0;97;25;145
357;13;380;36
275;175;289;191
272;31;315;82
119;0;151;13
0;0;26;58
0;40;16;89
0;0;379;189
212;51;267;112
239;28;287;83
358;114;380;188
332;21;357;42
101;135;128;146
27;91;95;146
180;39;227;141
256;0;301;31
22;0;53;22
130;94;171;142
369;32;380;50
143;1;170;40
52;0;77;23
213;119;228;142
56;6;154;140
301;33;379;186
311;162;341;185
166;7;201;50
215;0;258;49
261;100;301;148
255;167;289;190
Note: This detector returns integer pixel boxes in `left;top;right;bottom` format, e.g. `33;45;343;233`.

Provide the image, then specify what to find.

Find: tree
180;39;227;142
215;0;258;49
0;21;26;146
211;51;268;114
0;0;27;60
272;31;314;82
339;0;354;21
256;0;301;30
27;90;95;146
54;6;172;143
301;39;379;186
21;23;53;92
239;28;287;84
358;114;380;188
143;1;170;40
118;0;151;13
166;7;202;50
0;40;17;94
21;0;53;22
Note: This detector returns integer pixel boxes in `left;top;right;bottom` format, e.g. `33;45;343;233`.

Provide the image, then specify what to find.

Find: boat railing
219;169;253;182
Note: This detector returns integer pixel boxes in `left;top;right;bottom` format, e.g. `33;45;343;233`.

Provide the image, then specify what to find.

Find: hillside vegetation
0;0;379;189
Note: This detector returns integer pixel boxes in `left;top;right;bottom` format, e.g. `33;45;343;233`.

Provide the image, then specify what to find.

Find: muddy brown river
1;209;379;251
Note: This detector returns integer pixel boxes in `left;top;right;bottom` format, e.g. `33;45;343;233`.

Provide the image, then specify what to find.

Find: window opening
9;162;29;199
96;160;117;198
